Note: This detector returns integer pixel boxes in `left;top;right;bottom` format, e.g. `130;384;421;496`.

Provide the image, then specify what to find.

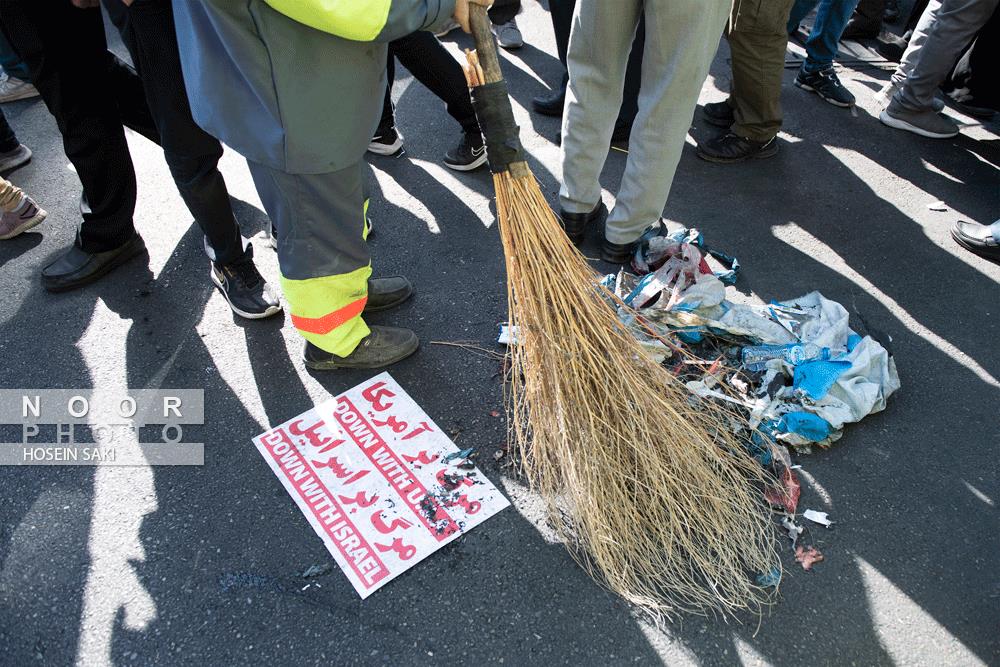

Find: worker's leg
604;0;729;244
729;0;798;142
559;0;642;215
247;159;371;357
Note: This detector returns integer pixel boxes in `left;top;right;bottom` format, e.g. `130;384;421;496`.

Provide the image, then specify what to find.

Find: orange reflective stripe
290;296;368;335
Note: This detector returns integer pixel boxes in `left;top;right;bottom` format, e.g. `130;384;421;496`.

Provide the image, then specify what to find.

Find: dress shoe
303;325;419;370
533;83;566;117
42;233;147;293
558;202;607;245
702;101;735;128
951;219;1000;261
364;276;413;312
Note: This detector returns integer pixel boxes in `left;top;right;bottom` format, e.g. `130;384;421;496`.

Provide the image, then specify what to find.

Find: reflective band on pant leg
246;158;373;357
281;264;372;357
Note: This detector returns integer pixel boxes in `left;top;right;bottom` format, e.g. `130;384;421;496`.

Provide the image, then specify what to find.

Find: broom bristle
494;170;779;618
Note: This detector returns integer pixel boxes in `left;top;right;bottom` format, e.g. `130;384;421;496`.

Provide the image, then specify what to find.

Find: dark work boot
303;325;420;370
601;238;636;264
696;132;779;163
558;201;607;245
702;101;735;128
364;276;413;312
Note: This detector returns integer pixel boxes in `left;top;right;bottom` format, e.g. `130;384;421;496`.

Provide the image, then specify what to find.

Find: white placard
252;372;510;598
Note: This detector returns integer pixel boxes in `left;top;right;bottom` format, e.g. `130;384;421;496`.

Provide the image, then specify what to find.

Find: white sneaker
0;71;40;103
492;19;523;49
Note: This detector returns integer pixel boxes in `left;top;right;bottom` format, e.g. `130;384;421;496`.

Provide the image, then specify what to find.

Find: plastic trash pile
606;224;900;454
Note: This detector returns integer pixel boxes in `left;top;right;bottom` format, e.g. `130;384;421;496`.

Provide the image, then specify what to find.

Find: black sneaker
303;325;419;370
702;101;735;128
795;67;856;107
367;126;403;156
696;132;779;163
443;131;487;172
211;251;282;319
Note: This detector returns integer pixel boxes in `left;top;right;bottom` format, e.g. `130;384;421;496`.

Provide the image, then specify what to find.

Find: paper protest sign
252;372;510;598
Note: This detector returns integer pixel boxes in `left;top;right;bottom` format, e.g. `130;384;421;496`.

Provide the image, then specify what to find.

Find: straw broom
461;6;778;617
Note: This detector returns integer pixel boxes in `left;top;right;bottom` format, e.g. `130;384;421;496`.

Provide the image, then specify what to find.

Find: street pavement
0;2;998;665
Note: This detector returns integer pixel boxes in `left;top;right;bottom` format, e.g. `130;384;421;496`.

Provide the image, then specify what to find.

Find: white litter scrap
926;200;948;211
782;516;804;547
497;324;519;345
252;372;510;598
803;509;834;527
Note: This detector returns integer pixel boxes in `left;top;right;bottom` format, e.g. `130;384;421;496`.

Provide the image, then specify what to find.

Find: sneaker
795;67;856;107
873;82;944;111
210;252;282;319
492;19;523;49
367;126;403;156
0;72;39;103
443;131;487;171
879;99;959;138
702;101;735;128
303;325;419;370
696;132;778;163
0;143;31;173
0;194;45;240
435;19;460;37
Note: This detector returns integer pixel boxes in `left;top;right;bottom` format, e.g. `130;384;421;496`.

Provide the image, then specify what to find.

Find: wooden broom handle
469;4;503;84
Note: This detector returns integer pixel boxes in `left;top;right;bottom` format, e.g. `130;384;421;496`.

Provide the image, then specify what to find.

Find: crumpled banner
606;230;900;452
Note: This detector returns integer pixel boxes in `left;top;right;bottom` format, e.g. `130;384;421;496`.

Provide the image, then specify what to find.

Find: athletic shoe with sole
873;81;943;111
211;253;282;319
0;194;45;239
0;144;31;173
697;132;778;163
443;132;487;171
304;325;419;370
879;99;959;138
795;67;856;107
367;126;403;156
0;72;39;103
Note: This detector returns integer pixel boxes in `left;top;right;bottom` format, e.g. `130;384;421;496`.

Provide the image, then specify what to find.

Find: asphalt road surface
1;3;998;665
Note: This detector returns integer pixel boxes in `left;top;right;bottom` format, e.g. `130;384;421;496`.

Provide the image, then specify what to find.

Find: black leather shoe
42;234;147;293
703;101;735;128
558;202;607;245
533;80;567;117
696;132;779;163
600;238;636;264
951;220;1000;261
303;325;419;370
841;16;880;41
364;276;413;312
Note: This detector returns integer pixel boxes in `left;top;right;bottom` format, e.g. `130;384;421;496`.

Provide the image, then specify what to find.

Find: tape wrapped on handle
470;81;526;173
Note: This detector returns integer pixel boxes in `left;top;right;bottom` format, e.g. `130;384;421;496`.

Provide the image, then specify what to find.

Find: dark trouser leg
550;0;576;65
108;0;244;265
0;29;30;81
0;108;18;152
0;2;137;252
729;0;798;141
390;31;478;134
381;49;397;132
489;0;521;24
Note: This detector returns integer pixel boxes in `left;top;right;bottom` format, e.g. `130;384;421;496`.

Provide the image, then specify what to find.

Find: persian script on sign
252;372;510;598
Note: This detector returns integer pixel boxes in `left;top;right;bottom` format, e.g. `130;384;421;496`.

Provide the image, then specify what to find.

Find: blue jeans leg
788;0;820;32
802;0;861;72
